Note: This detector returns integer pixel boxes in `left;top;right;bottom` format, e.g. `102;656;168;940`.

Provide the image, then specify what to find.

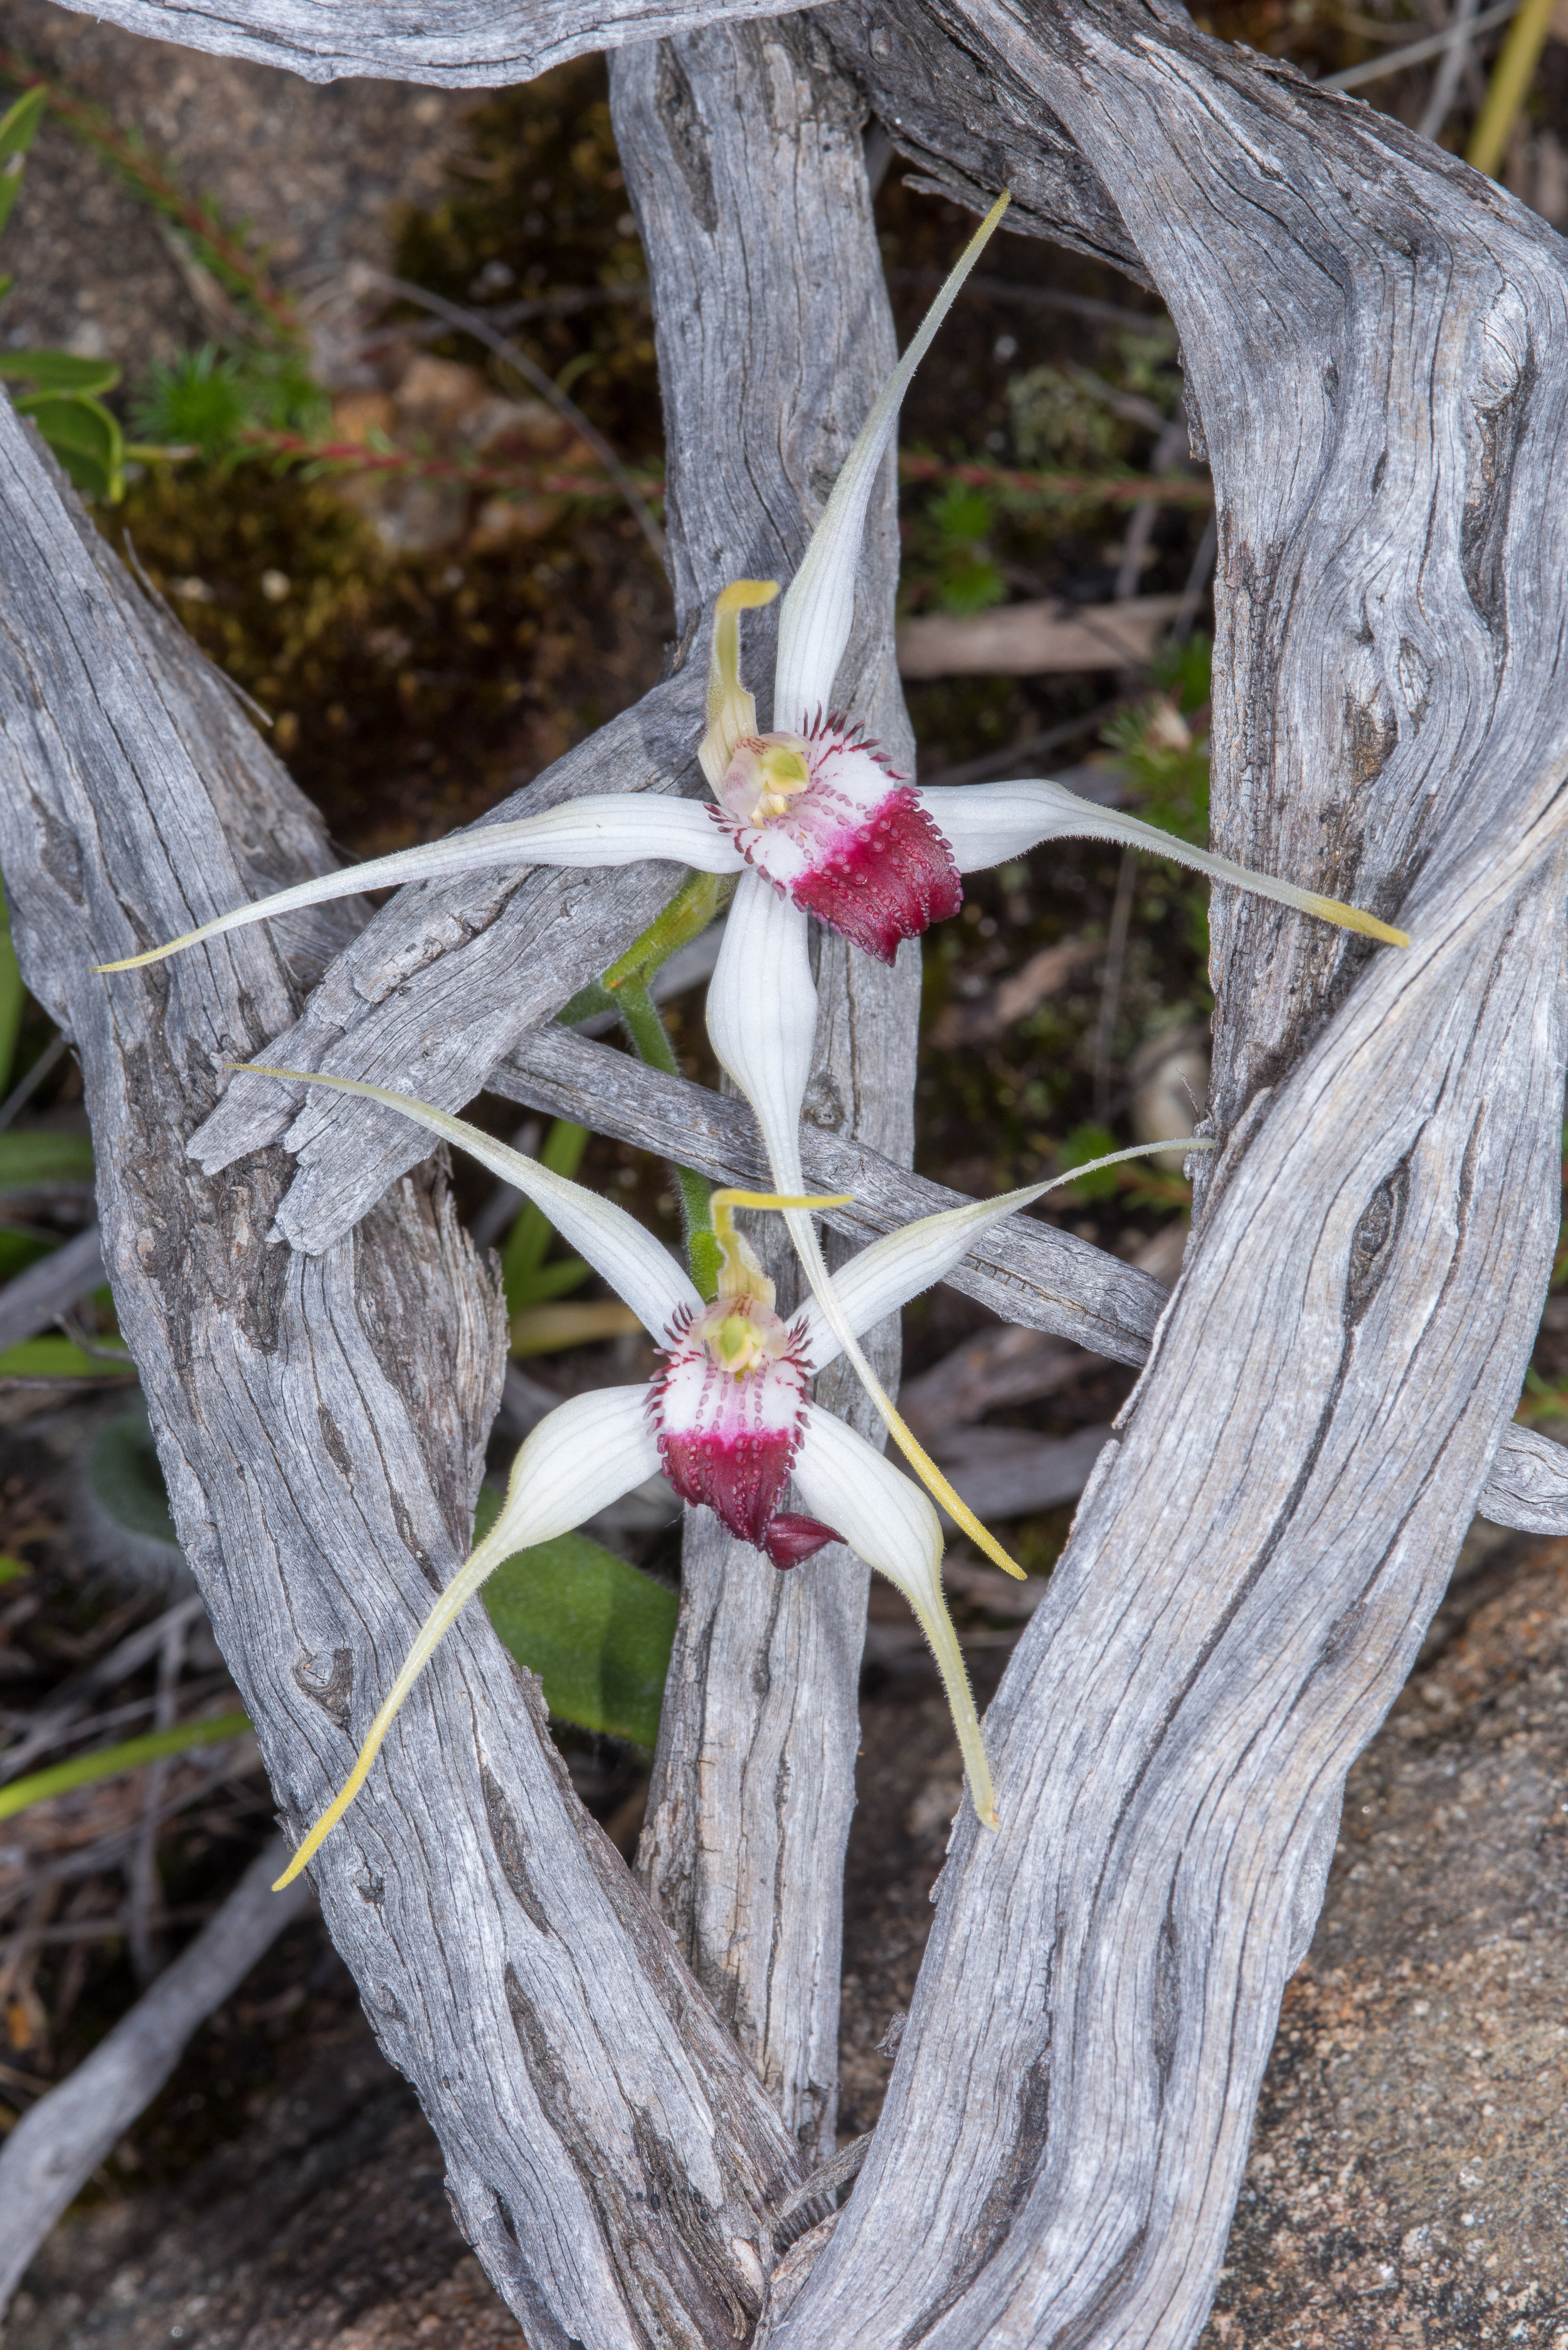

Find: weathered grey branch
769;5;1568;2342
0;1220;103;1351
8;4;1568;2343
0;407;806;2348
187;672;706;1253
1473;1420;1568;1533
493;1026;1163;1358
609;20;918;2167
781;832;1568;2346
33;0;826;85
0;1839;314;2316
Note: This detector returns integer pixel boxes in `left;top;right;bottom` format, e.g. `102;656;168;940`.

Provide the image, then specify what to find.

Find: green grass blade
0;1711;253;1820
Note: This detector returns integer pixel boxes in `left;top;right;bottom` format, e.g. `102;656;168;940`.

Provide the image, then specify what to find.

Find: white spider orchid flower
258;1065;1200;1884
97;196;1401;1575
90;188;1406;1027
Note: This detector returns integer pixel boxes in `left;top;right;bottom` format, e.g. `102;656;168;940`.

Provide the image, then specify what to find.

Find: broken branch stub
0;406;805;2348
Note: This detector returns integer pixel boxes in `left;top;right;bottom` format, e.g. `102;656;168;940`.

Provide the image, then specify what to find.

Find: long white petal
233;1067;699;1333
794;1405;995;1827
275;1387;658;1886
704;869;817;1196
96;797;743;974
798;1143;1187;1373
919;780;1409;947
773;191;1009;732
486;1386;662;1552
704;875;1027;1581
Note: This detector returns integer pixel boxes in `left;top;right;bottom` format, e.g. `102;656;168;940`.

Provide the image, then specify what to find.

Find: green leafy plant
912;484;1007;616
0;1710;253;1822
131;341;329;462
0;87;129;498
0;1335;130;1378
477;1491;677;1749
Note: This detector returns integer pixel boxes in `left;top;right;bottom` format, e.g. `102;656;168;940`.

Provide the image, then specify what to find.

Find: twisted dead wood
31;0;828;84
764;6;1568;2343
0;413;807;2349
610;18;918;2164
6;1;1568;2342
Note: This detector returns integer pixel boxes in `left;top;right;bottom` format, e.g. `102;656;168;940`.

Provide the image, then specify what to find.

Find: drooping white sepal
273;1386;659;1888
773;191;1010;734
704;868;818;1197
484;1386;662;1555
793;1405;997;1826
233;1068;701;1336
96;796;743;974
919;779;1409;947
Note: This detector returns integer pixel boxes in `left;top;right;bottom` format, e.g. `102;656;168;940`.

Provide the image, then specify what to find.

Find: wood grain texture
1475;1421;1568;1533
29;0;826;86
776;826;1568;2349
768;6;1568;2344
610;20;918;2166
0;407;805;2350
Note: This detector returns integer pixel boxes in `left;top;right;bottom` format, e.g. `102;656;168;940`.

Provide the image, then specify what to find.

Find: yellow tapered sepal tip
714;579;780;614
1305;896;1409;949
93;933;199;974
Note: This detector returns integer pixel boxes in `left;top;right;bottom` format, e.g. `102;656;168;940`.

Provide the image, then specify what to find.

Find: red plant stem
897;453;1215;506
0;48;300;343
248;431;1215;509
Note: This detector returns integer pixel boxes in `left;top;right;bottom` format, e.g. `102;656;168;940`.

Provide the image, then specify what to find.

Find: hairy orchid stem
908;1583;997;1828
612;976;722;1297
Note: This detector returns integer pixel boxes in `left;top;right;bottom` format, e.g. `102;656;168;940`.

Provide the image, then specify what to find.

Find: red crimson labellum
649;1297;840;1570
712;718;961;965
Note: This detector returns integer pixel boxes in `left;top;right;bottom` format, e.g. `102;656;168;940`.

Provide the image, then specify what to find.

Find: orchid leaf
0;1335;129;1378
0;349;121;395
0;1130;94;1189
474;1487;676;1748
516;1254;593;1305
0;86;46;242
14;390;125;501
